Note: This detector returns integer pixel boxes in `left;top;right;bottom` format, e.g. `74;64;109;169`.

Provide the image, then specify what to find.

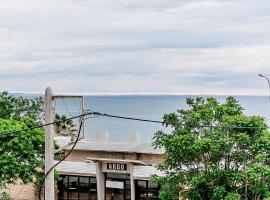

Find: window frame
58;175;97;200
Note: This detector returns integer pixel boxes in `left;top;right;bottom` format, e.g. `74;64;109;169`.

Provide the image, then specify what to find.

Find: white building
55;133;164;200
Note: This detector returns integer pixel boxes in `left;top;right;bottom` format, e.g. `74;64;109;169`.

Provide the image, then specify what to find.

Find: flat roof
63;139;164;155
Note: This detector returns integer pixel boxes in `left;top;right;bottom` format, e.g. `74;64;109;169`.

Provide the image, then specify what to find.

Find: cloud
0;0;269;95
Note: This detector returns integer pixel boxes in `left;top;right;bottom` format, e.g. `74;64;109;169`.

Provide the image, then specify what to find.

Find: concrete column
130;163;135;200
45;87;54;200
96;162;105;200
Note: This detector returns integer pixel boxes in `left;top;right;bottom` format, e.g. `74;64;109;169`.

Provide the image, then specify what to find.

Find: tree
54;113;77;141
0;118;44;188
153;97;270;200
0;92;43;122
0;92;62;191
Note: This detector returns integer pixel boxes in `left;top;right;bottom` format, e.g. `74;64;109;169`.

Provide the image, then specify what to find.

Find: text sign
107;163;127;172
106;180;124;189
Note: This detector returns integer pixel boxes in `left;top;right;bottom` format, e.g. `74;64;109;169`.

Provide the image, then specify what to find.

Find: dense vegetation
0;92;45;189
153;97;270;200
0;118;44;187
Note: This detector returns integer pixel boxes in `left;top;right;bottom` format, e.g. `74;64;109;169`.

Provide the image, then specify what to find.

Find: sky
0;0;270;95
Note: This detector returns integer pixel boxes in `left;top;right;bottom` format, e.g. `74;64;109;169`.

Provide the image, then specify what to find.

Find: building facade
55;134;164;200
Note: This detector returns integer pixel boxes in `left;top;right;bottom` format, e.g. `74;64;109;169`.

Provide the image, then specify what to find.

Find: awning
133;165;164;180
55;161;164;180
55;161;96;176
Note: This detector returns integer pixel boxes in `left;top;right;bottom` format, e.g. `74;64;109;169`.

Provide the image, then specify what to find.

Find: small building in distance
55;132;164;200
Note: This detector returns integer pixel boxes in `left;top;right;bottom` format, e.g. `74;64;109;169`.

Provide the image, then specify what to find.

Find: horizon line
8;90;269;97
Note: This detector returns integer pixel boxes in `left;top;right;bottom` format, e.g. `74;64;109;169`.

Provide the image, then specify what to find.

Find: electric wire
0;111;93;139
86;111;267;129
60;97;74;117
38;118;83;200
90;111;163;123
0;111;268;140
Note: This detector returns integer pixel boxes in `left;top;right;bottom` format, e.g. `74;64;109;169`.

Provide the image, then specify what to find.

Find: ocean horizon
12;93;270;143
47;95;270;143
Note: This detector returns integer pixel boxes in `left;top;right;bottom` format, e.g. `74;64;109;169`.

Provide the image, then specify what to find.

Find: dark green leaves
0;118;44;188
0;92;43;122
153;97;270;200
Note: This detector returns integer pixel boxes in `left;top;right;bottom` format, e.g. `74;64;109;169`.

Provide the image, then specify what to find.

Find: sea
53;95;270;143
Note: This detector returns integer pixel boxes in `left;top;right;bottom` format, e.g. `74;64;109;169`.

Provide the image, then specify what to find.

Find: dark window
57;175;97;200
135;180;160;200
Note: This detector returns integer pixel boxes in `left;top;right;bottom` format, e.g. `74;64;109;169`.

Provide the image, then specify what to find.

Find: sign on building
106;163;128;173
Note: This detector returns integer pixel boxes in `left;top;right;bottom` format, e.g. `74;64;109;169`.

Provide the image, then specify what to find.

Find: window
58;175;97;200
135;180;160;200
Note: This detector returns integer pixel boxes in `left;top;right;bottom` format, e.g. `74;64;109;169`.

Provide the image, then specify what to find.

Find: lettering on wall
107;163;127;172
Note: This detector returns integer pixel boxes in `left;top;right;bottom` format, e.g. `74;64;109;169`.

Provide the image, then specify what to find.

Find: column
45;87;54;200
130;163;135;200
96;162;105;200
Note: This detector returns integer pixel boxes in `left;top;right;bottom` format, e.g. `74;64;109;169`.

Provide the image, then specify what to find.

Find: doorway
105;173;131;200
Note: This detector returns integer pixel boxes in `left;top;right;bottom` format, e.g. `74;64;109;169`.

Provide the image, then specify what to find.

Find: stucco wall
1;181;36;200
65;149;163;164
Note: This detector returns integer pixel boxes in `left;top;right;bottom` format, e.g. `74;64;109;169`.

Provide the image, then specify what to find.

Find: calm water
54;95;270;143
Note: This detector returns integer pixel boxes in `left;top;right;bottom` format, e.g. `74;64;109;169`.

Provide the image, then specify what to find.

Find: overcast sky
0;0;270;95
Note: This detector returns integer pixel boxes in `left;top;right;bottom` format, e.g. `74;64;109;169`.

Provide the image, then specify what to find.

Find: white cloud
0;0;269;95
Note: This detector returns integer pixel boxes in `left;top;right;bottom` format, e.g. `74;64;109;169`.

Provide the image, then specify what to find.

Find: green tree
0;92;63;191
0;92;43;122
153;97;270;200
54;113;77;141
0;118;44;187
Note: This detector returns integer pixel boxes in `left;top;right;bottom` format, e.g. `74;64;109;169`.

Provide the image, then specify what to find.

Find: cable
84;115;100;120
38;118;83;200
61;97;74;117
0;110;267;140
89;111;163;123
0;111;93;139
87;111;266;129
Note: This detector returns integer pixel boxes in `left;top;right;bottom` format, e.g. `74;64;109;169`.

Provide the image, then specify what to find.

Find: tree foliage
0;92;43;122
153;97;270;200
55;114;77;141
0;92;62;190
0;118;44;187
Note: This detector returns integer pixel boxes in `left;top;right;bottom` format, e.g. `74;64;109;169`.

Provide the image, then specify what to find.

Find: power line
87;111;266;129
0;110;268;140
0;111;93;139
60;97;74;117
90;111;163;124
38;117;83;200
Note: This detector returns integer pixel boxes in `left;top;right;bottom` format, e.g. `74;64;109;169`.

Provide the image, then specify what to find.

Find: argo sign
106;163;127;172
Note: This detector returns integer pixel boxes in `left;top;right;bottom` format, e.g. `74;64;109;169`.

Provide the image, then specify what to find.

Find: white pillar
96;162;105;200
45;87;54;200
130;163;135;200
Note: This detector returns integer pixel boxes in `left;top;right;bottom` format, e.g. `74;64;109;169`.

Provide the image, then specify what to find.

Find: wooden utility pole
45;87;54;200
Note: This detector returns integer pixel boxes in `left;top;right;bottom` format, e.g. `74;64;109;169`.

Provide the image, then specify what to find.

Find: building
55;132;164;200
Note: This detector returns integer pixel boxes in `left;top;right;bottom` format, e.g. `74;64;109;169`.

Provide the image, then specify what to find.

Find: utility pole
45;87;54;200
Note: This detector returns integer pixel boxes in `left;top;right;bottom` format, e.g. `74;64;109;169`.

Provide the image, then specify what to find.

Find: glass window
135;180;160;200
57;175;97;200
125;180;131;200
79;176;90;199
68;176;79;199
